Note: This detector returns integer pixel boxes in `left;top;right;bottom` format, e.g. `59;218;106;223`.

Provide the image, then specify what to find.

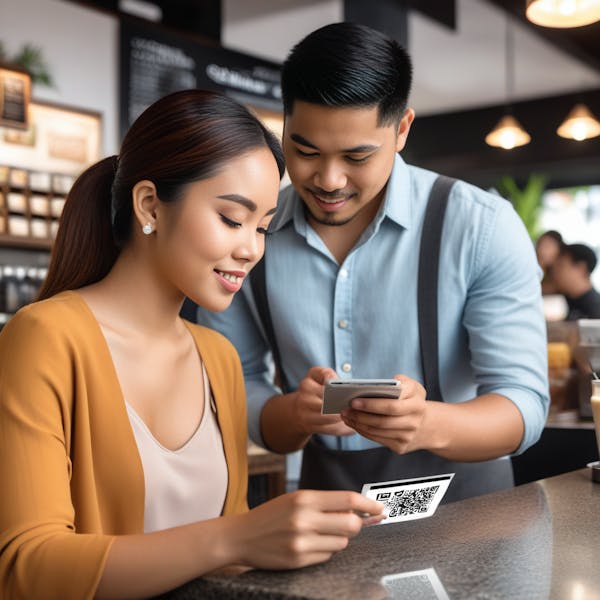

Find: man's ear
132;180;159;232
395;108;415;153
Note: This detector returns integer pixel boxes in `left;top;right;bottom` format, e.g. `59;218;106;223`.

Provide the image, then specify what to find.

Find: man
197;22;549;502
552;243;600;320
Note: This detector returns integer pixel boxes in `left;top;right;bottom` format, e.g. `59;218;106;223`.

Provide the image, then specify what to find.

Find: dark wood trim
404;88;600;189
0;234;52;250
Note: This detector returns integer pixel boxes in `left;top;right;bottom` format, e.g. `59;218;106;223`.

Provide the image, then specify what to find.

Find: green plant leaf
496;173;547;240
9;43;54;88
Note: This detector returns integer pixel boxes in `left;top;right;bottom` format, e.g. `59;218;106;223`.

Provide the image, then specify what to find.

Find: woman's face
152;147;280;312
536;236;561;269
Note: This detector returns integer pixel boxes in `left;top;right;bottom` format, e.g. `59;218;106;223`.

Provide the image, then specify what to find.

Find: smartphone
322;378;401;414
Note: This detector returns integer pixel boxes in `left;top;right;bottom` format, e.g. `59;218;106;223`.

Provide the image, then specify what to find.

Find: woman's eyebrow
217;194;257;212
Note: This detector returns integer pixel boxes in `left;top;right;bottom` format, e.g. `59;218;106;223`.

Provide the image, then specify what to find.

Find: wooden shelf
0;234;52;251
247;443;286;500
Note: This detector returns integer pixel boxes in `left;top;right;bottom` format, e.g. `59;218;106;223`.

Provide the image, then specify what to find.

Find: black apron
251;176;514;502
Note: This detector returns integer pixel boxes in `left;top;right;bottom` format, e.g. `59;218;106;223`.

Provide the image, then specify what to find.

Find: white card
381;567;450;600
361;473;454;524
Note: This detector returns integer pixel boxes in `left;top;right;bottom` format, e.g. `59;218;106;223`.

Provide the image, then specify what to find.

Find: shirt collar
269;184;300;233
380;153;412;230
268;153;413;235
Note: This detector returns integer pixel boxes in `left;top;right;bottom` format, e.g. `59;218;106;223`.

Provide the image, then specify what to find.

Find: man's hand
339;375;428;453
292;367;356;437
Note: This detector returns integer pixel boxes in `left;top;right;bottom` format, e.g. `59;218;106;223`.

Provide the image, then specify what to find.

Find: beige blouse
126;364;228;532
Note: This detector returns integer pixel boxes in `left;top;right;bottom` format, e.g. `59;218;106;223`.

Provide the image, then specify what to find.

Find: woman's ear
132;180;159;234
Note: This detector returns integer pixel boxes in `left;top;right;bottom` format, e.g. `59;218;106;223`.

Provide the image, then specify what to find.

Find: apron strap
418;175;456;402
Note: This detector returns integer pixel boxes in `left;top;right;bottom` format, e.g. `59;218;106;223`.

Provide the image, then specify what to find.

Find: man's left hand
340;375;428;454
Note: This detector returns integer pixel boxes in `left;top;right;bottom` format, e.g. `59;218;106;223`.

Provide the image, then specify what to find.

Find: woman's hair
536;230;563;245
37;90;285;300
281;22;412;126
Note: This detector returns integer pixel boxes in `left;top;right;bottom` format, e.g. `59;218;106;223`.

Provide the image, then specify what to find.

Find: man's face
282;101;414;228
551;253;578;292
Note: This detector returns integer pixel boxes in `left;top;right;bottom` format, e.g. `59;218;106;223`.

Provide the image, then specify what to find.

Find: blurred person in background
535;230;564;295
552;243;600;320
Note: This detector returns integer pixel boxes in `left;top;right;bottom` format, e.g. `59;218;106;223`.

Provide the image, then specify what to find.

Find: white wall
222;0;342;63
0;0;119;154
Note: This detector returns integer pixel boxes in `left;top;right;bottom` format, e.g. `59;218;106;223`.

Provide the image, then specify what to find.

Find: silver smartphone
322;378;401;414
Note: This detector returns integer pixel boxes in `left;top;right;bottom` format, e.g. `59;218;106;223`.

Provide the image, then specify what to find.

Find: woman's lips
214;269;245;293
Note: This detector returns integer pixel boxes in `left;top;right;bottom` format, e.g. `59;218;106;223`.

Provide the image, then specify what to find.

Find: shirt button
338;319;348;329
339;268;348;280
342;362;352;373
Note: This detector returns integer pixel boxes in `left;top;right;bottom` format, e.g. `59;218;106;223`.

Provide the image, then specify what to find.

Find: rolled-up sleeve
464;199;549;454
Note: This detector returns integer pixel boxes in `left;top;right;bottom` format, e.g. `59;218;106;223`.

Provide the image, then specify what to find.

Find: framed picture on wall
0;100;102;175
0;66;32;130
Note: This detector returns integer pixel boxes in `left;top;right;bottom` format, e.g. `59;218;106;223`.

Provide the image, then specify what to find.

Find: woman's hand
227;490;384;570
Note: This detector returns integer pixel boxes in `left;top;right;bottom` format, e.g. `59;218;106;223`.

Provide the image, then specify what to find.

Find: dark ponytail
37;156;120;300
37;90;285;301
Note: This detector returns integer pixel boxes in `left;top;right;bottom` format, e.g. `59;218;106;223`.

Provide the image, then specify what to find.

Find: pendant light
485;15;531;150
556;102;600;140
526;0;600;28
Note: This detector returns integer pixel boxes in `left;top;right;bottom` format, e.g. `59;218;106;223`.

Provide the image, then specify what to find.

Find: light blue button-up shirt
197;155;549;462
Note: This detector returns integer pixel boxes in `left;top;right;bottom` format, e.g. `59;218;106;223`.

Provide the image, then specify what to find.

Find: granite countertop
159;469;600;600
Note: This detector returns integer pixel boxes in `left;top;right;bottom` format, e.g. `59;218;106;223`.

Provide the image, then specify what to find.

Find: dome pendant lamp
556;103;600;140
485;15;531;150
526;0;600;28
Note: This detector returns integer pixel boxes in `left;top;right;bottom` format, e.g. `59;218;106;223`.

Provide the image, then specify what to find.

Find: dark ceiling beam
62;0;221;42
344;0;408;46
406;0;456;30
157;0;220;42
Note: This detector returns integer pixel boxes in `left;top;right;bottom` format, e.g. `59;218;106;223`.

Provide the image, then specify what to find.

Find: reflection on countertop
158;469;600;599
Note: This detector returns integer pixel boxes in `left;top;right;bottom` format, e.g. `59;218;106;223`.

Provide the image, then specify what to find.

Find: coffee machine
576;320;600;419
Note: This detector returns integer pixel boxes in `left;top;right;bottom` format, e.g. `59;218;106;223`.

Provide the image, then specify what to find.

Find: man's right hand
291;367;356;437
260;366;356;453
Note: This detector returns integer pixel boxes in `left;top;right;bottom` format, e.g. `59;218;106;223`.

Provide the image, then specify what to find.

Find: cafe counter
158;468;600;599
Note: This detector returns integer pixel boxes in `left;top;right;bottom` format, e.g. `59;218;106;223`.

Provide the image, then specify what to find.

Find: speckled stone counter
158;469;600;599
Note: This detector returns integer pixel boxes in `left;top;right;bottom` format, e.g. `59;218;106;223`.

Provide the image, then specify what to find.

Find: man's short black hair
561;243;598;275
281;22;412;126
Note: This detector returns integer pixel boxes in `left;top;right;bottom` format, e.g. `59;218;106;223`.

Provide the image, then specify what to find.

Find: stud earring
142;223;153;235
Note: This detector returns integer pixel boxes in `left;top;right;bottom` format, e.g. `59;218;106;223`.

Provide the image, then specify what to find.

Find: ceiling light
556;103;600;140
119;0;162;22
485;15;531;150
526;0;600;28
486;115;532;149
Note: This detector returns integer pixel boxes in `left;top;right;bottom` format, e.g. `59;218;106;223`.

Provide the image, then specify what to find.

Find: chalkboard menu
119;19;282;137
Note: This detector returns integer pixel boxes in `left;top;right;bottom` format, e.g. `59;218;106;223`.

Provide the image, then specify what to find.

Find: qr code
376;486;440;517
383;574;440;600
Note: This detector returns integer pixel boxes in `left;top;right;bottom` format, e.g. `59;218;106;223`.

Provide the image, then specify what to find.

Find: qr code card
361;473;454;524
381;568;450;600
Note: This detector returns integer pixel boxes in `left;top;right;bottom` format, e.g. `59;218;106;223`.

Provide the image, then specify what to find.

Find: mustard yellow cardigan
0;291;249;600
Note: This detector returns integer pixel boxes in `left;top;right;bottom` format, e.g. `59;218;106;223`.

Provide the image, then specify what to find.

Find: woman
0;90;382;600
535;230;564;295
